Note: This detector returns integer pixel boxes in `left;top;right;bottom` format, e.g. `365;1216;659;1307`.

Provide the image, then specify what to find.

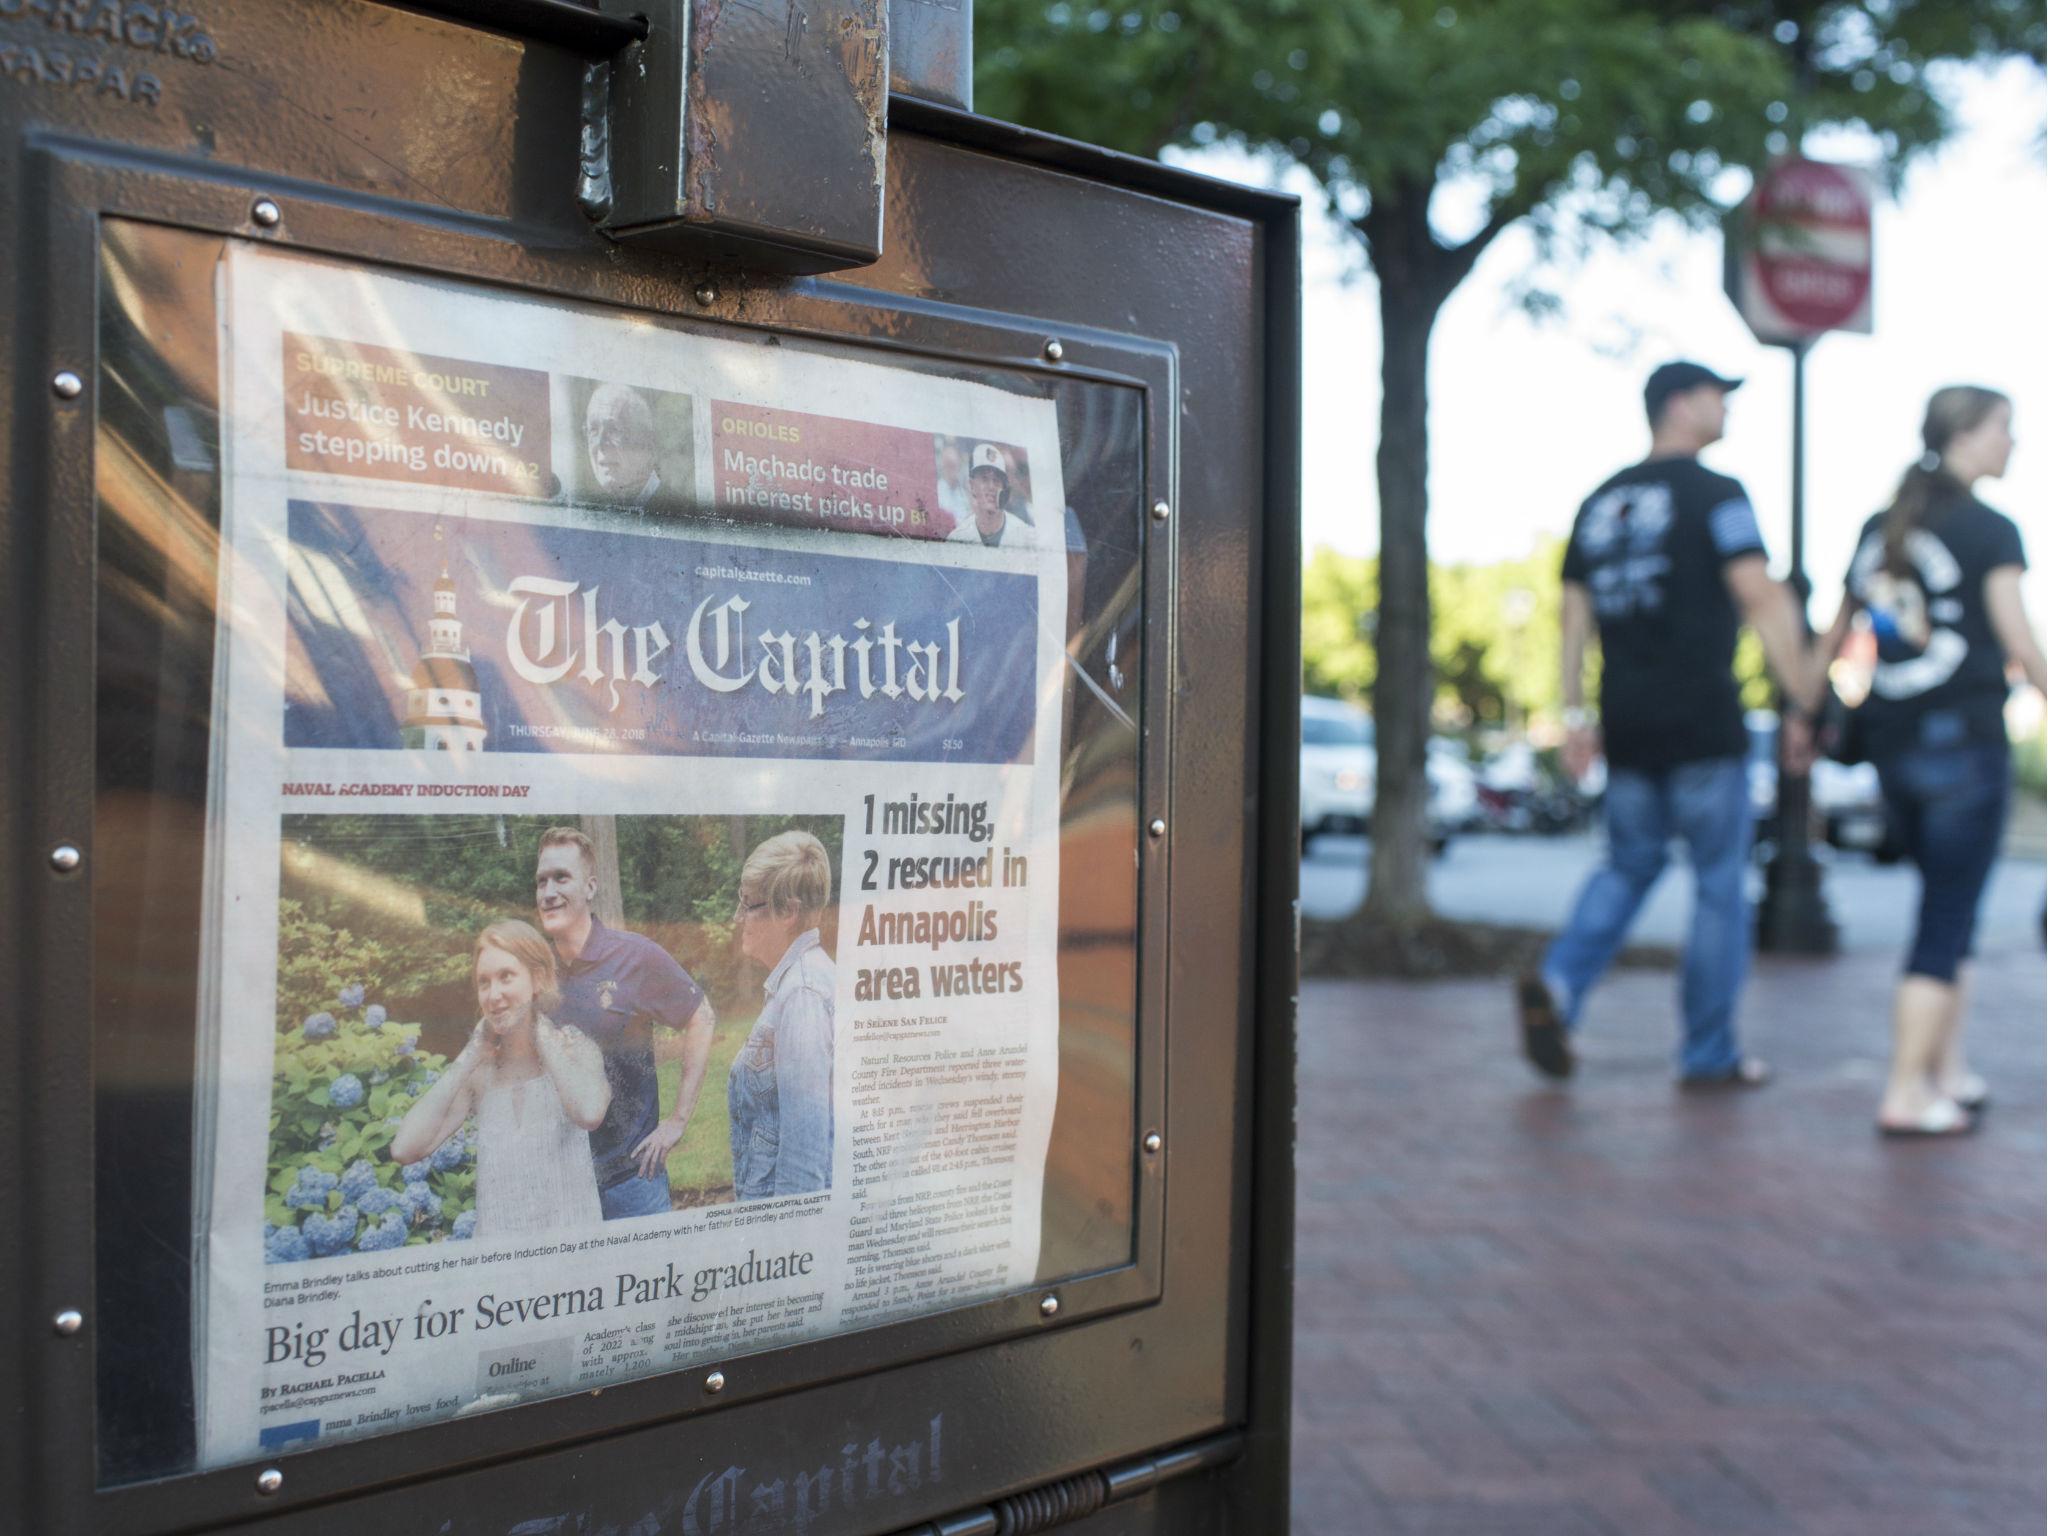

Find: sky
1172;60;2045;625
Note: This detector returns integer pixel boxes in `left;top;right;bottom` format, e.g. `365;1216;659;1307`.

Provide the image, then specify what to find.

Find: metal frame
1;16;1300;1528
25;139;1183;1534
388;0;648;53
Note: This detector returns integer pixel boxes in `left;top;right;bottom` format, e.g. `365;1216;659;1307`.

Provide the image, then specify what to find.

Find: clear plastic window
93;223;1143;1482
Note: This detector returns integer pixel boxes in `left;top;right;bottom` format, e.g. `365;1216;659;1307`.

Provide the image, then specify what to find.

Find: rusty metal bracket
590;0;890;274
395;0;969;260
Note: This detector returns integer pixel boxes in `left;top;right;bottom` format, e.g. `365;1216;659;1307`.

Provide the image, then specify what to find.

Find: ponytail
1879;459;1959;577
1881;385;2010;576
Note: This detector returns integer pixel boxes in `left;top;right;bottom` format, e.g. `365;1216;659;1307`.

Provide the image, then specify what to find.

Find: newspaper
194;246;1067;1467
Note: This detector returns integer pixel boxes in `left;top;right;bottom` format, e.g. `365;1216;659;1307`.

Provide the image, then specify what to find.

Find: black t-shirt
1562;457;1767;771
1843;493;2027;757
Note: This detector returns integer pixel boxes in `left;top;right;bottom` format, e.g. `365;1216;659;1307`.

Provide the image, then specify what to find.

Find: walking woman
392;920;611;1234
729;830;837;1199
1819;386;2046;1136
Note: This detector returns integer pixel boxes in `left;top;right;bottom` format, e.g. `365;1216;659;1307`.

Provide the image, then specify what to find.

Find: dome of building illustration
400;566;488;752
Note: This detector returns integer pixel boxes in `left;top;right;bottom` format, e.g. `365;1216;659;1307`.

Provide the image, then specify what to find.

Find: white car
1300;697;1470;852
1427;737;1481;833
1301;696;1374;843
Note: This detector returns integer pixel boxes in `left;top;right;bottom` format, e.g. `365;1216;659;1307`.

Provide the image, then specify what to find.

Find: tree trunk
1363;194;1452;926
578;814;626;927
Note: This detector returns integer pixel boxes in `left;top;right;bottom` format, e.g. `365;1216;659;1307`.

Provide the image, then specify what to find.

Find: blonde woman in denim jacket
729;831;836;1198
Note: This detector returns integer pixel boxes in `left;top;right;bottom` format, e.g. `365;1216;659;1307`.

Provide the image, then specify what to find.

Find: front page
195;247;1068;1466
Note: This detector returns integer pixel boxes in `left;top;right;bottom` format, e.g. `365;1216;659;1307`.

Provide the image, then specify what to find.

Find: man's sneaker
1677;1056;1771;1091
1516;973;1573;1080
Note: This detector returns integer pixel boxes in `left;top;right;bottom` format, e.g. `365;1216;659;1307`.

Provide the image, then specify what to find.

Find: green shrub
273;899;468;1036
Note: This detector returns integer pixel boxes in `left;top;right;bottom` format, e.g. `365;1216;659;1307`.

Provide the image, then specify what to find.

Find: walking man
1519;362;1823;1085
535;826;717;1216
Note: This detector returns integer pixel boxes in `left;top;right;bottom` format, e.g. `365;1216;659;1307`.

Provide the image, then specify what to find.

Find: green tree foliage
1305;538;1575;728
1430;538;1569;729
979;0;2043;922
1302;547;1377;701
271;897;464;1037
1733;627;1774;711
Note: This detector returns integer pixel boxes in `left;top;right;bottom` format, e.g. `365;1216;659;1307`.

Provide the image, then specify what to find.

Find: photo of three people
263;814;841;1260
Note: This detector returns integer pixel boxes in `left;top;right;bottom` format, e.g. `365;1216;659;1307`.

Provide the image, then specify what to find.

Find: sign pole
1790;339;1806;585
1726;156;1875;957
1756;338;1838;953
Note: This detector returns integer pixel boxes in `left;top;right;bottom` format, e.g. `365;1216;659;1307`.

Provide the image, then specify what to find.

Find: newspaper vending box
0;3;1300;1533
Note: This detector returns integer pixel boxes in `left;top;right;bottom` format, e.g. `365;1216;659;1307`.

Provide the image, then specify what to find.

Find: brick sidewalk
1292;947;2046;1535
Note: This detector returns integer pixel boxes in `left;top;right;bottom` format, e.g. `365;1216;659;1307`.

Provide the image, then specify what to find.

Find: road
1302;831;2046;956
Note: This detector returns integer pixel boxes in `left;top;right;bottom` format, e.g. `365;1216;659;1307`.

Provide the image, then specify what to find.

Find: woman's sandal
1940;1073;1990;1112
1878;1098;1976;1139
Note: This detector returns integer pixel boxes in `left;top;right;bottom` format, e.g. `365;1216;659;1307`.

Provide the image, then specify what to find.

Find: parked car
1475;740;1596;835
1301;696;1373;845
1745;710;1900;860
1299;697;1467;853
1427;737;1482;833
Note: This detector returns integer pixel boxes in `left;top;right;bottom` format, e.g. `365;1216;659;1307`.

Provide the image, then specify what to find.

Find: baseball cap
970;443;1009;476
1645;361;1743;422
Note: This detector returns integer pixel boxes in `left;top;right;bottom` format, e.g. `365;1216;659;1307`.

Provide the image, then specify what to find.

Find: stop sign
1726;158;1875;343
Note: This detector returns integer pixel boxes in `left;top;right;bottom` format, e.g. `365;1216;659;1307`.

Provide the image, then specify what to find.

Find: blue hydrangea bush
264;967;477;1263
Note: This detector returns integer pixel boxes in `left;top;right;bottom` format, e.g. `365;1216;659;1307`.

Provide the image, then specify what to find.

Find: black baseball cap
1645;361;1743;422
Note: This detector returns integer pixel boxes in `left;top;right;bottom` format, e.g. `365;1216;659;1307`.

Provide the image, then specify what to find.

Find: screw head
53;1309;83;1336
1039;1294;1060;1318
1042;337;1065;363
1148;818;1166;839
51;371;83;400
1150;499;1170;523
694;283;719;306
255;1468;284;1496
1143;1131;1163;1154
50;845;81;873
251;197;282;228
704;1369;726;1394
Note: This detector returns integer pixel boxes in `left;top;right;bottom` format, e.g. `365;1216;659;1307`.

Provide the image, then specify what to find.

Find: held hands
630;1116;687;1181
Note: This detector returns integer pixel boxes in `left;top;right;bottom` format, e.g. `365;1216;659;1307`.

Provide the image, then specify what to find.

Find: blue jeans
1543;757;1753;1077
1877;738;2010;982
599;1171;673;1220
